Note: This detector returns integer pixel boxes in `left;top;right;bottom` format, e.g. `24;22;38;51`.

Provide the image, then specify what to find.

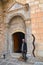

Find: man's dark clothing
21;42;27;61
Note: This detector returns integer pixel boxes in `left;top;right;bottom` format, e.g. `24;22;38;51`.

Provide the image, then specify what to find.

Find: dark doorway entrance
12;32;25;53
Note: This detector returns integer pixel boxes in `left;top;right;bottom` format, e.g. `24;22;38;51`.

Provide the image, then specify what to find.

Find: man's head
22;39;25;43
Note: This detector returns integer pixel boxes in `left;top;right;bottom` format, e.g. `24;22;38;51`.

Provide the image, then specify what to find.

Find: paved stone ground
0;56;43;65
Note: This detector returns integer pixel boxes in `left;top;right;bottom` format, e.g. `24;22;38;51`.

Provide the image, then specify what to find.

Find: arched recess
12;32;25;53
9;15;26;34
8;15;26;53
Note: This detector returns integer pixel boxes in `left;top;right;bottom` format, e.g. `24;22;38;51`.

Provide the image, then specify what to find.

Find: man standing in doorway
21;39;27;61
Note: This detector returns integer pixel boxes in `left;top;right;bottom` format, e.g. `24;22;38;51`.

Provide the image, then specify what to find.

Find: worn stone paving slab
7;63;15;65
0;57;43;65
34;62;43;65
0;59;5;64
1;61;8;65
0;58;34;65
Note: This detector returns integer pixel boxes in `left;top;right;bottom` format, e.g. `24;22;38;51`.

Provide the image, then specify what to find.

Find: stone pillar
25;19;32;56
4;23;13;54
8;33;13;53
4;23;9;54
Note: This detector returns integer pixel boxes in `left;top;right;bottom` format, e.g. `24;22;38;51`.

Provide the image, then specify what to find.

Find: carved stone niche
24;3;29;11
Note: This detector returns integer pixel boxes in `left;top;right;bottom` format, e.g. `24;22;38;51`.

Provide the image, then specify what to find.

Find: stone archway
8;16;26;53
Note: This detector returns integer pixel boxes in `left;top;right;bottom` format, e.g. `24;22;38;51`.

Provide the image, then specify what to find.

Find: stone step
10;53;31;58
10;53;22;58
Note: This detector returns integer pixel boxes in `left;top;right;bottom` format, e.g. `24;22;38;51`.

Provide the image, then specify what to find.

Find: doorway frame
8;16;26;53
12;32;25;53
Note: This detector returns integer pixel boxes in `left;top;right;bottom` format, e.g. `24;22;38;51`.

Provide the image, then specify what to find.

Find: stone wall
26;0;43;57
0;0;43;57
0;14;5;53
